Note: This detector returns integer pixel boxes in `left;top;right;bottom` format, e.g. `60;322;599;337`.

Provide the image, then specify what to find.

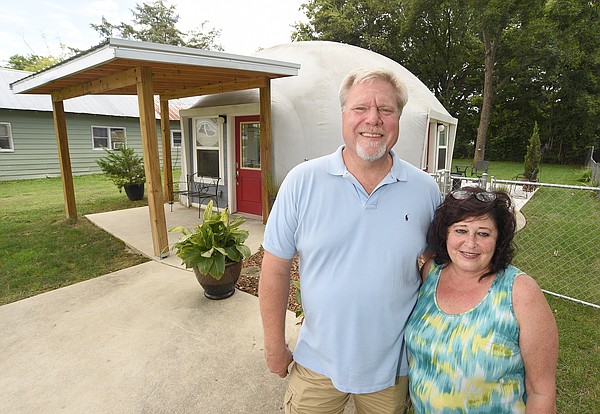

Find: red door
235;116;262;215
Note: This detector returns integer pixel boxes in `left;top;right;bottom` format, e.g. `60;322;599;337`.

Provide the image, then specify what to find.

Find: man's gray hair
339;67;408;115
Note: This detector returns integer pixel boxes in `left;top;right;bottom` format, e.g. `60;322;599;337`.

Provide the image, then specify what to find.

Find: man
259;67;441;413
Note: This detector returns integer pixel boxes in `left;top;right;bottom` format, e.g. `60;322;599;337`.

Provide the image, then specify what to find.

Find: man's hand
265;343;293;378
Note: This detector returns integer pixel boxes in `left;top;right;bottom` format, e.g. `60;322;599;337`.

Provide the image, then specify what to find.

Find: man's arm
259;251;294;378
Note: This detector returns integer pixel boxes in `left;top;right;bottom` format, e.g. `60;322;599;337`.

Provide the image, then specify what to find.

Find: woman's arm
513;274;559;413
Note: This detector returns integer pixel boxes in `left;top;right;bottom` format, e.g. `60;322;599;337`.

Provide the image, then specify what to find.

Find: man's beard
356;140;387;162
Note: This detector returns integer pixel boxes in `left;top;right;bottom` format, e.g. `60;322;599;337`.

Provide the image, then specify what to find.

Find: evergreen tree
524;122;541;180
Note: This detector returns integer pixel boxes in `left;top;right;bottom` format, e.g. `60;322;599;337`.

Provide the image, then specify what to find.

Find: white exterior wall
180;41;458;204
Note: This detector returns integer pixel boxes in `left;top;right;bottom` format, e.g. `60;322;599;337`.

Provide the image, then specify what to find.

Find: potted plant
96;146;146;201
169;200;252;300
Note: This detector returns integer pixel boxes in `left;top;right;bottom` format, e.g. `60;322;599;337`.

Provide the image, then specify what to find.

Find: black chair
470;160;490;177
169;173;194;211
511;169;538;196
187;175;221;217
169;174;220;215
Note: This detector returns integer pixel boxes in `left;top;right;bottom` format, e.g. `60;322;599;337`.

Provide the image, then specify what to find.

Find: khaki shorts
284;362;409;414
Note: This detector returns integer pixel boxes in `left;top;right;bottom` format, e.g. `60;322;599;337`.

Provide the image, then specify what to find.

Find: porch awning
10;38;300;258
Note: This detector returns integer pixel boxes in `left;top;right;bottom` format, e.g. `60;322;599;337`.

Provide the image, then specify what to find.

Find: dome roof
191;41;454;168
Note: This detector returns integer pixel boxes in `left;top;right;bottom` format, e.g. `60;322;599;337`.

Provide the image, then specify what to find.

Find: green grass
1;166;599;412
0;174;151;305
452;159;593;186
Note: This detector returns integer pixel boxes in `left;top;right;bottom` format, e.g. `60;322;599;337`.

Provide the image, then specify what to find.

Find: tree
467;0;547;163
540;0;600;164
91;0;223;50
524;121;541;180
5;54;62;72
292;0;404;59
293;0;597;164
399;0;481;158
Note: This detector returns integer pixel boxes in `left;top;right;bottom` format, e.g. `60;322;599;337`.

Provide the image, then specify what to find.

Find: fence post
443;170;451;194
479;173;488;189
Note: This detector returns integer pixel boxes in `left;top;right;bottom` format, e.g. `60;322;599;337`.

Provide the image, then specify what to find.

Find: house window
0;123;14;151
92;126;126;149
194;118;222;178
437;124;448;171
172;130;182;148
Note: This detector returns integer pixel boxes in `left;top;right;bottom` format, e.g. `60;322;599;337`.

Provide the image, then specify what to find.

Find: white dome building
179;41;457;216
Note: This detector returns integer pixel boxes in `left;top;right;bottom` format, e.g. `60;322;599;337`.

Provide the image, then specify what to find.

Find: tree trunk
474;30;497;163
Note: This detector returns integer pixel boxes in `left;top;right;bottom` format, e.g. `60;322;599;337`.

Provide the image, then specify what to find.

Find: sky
0;0;307;65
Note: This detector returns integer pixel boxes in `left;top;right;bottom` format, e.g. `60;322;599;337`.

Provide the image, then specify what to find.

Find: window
92;126;126;149
437;124;448;171
240;121;261;169
0;123;14;151
172;130;182;148
194;118;222;178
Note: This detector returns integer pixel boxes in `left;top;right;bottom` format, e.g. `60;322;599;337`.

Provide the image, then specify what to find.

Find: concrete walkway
0;203;300;414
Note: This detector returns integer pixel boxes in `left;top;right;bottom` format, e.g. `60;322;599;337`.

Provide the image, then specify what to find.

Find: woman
405;187;558;413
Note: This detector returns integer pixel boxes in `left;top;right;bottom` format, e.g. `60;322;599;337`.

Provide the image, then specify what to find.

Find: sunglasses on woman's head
450;189;497;202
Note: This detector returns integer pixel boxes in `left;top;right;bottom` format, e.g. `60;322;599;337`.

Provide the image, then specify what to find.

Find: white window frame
436;124;448;171
0;122;14;152
193;117;223;179
171;129;182;148
92;126;127;150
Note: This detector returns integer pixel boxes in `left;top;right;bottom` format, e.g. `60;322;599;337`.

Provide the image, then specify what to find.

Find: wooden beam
51;68;139;101
51;98;77;221
136;67;169;258
160;97;174;203
160;76;267;100
259;79;272;224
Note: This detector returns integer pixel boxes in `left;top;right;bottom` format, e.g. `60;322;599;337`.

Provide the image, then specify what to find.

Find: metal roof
1;68;196;120
9;38;300;97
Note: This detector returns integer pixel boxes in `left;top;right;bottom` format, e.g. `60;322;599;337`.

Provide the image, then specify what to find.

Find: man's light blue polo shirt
263;145;441;394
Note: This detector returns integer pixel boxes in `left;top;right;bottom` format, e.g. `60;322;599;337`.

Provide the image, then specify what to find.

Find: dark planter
124;183;145;201
193;260;242;300
522;178;538;193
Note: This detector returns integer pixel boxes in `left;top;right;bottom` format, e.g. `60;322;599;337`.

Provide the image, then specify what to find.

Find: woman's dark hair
430;186;516;279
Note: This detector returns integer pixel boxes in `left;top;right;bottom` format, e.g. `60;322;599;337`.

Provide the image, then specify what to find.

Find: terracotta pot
193;260;242;300
124;183;144;201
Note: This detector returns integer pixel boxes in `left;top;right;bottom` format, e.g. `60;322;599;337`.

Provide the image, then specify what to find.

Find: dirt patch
238;248;301;314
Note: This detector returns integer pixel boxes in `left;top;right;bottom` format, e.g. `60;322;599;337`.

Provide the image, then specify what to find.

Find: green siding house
1;68;193;181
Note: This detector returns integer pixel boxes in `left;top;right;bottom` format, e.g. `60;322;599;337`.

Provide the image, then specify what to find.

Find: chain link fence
435;171;600;308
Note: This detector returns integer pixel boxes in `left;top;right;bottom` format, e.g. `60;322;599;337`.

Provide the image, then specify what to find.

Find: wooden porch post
136;67;169;258
51;98;77;221
160;98;173;202
259;79;273;224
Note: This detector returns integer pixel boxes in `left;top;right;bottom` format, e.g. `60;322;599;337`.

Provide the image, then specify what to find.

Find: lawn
1;164;599;412
452;158;594;185
0;174;150;305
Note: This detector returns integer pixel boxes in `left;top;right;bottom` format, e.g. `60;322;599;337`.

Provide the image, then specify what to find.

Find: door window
240;121;261;169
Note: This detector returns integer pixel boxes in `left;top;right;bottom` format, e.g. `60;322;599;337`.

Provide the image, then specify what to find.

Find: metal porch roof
9;38;300;98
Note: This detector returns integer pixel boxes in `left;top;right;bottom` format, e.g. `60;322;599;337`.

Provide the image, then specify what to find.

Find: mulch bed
238;248;301;314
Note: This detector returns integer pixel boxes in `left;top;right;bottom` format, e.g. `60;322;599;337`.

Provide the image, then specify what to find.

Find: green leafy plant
96;146;146;192
578;168;592;183
523;122;542;181
169;200;251;279
291;278;304;324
